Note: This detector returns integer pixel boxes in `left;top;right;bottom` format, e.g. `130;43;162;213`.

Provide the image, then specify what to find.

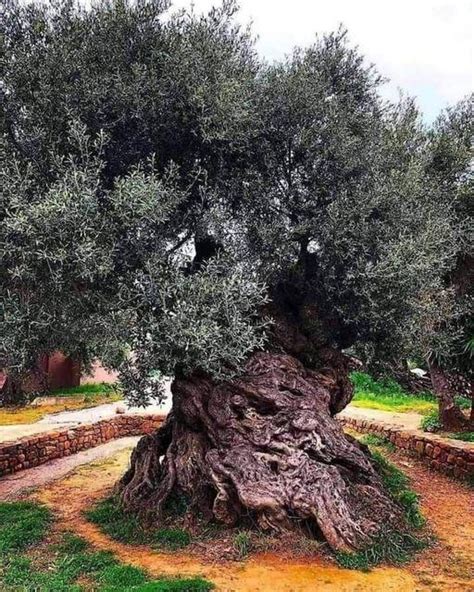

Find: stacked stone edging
0;414;164;477
339;415;474;482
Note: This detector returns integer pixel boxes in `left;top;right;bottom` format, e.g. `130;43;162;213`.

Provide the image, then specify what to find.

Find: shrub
449;431;474;442
420;409;442;432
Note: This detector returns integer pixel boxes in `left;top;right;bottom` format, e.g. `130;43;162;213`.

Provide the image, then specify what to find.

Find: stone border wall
0;415;164;477
339;416;474;482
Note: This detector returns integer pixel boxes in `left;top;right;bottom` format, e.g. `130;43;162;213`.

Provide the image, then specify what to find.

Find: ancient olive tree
1;1;460;552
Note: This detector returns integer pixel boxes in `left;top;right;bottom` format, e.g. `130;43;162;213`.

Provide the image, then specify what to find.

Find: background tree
423;95;474;429
1;0;464;553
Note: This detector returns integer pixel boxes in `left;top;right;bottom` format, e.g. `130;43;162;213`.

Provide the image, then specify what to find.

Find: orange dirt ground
31;446;473;592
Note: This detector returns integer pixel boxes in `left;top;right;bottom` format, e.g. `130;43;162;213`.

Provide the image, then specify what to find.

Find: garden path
0;436;139;500
26;444;474;591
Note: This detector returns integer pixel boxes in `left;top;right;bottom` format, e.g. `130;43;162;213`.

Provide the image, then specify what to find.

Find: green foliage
1;0;469;408
99;564;148;588
359;434;395;452
122;579;214;592
51;382;120;397
449;431;474;442
55;532;90;554
351;372;437;414
420;409;443;433
152;529;191;551
233;531;252;559
335;528;428;571
0;501;51;553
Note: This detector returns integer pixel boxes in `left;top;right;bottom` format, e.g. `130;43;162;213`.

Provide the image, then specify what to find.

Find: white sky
172;0;473;122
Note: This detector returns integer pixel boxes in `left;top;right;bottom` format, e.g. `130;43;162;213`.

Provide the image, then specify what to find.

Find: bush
420;409;442;432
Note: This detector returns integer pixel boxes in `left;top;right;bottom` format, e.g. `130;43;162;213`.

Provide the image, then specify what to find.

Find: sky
172;0;473;122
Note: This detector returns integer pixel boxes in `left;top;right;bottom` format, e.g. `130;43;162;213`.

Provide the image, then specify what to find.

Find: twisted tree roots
117;352;403;552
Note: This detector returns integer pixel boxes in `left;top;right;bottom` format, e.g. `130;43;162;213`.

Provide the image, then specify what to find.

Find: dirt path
338;406;424;430
0;437;139;500
27;446;473;592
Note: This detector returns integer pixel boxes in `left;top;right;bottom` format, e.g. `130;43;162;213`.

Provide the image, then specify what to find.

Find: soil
26;443;473;592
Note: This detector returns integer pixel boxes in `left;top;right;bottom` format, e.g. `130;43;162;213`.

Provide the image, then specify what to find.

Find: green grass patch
420;409;443;432
99;563;148;588
85;497;148;544
233;531;252;559
118;579;214;591
51;382;120;397
359;434;395;451
351;371;470;415
0;503;214;591
0;501;51;554
335;528;428;571
449;431;474;442
55;531;91;554
370;449;425;529
152;528;191;551
86;497;191;552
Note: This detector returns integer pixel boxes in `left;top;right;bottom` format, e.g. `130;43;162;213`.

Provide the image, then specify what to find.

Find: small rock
115;405;126;415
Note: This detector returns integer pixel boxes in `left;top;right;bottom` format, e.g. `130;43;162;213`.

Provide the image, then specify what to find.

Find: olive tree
424;95;474;428
1;0;463;553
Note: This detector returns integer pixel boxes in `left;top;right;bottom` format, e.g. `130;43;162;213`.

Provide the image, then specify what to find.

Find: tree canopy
1;0;470;404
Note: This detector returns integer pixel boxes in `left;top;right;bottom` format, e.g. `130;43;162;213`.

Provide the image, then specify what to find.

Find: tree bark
117;351;405;553
428;359;471;432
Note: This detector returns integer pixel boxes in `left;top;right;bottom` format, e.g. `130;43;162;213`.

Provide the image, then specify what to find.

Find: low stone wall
339;416;474;482
0;414;164;477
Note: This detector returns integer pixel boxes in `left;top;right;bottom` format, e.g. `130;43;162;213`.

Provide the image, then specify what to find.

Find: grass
351;372;436;414
420;409;474;442
370;449;425;529
153;528;191;551
0;501;213;592
233;531;252;559
51;382;119;397
86;497;191;551
359;433;396;451
0;501;51;554
0;382;122;425
335;528;428;571
449;431;474;442
334;439;429;570
350;371;470;415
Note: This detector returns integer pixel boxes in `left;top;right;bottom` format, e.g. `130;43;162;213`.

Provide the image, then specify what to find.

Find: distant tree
424;95;473;429
0;0;464;553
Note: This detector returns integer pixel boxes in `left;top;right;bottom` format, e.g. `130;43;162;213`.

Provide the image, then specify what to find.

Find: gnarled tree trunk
428;359;472;432
117;351;405;553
